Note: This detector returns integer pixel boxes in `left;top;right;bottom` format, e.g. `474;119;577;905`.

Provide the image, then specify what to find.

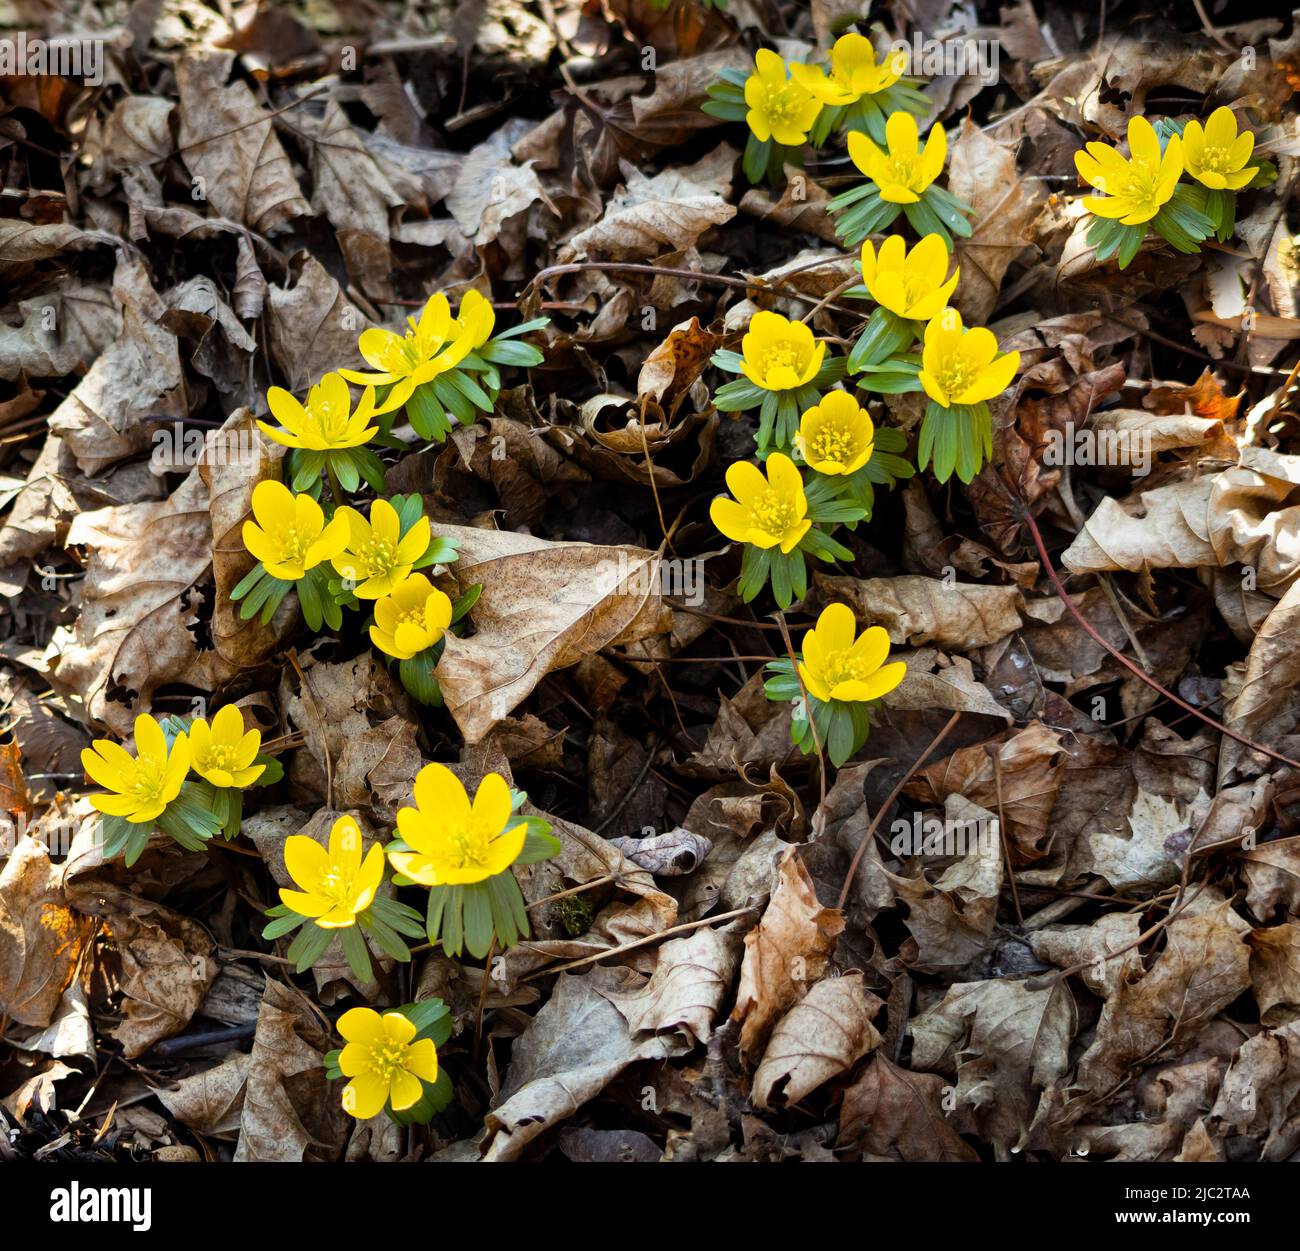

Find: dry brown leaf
307;100;403;296
909;976;1076;1150
887;648;1014;722
436;524;668;743
484;972;689;1161
46;255;186;475
267;256;374;393
1061;448;1300;595
752;970;882;1109
0;836;93;1028
815;571;1047;651
234;978;348;1162
175;52;309;234
1076;895;1251;1097
90;891;216;1058
947;119;1042;323
1247;922;1300;1026
731;847;844;1058
889;796;1003;970
446;121;549;246
157;1052;250;1138
563;145;737;260
839;1053;980;1161
1243;835;1300;921
603;925;740;1046
1219;577;1300;783
1207;1018;1300;1159
49;472;212;734
905;722;1066;862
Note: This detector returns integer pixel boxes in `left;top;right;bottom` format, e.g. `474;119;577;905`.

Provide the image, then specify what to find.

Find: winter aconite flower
389;763;527;887
795;392;875;476
918;309;1020;409
258;372;379;451
332;498;432;599
188;705;264;789
83;714;189;824
342;292;478;414
1181;107;1257;190
280;815;385;928
744;48;821;145
453;287;496;349
337;1007;438;1119
848;111;946;203
370;573;453;660
860;234;958;322
710;452;811;553
790;33;907;105
798;603;906;704
740;311;826;391
1074;115;1182;224
242;481;348;582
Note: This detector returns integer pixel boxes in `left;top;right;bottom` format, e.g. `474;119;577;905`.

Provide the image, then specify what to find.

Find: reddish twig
1021;507;1300;773
837;710;963;910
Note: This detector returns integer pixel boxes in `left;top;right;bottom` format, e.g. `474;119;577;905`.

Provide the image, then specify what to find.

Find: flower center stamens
823;647;869;686
319;866;359;909
808;423;855;466
751;488;796;536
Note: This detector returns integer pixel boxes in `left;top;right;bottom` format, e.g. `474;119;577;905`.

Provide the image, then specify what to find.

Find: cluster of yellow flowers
228;293;526;704
270;763;554;1120
1074;109;1265;266
277;766;528;930
84;709;263;825
257;292;495;456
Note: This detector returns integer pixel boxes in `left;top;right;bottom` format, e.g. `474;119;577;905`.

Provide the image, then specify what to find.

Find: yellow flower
709;452;811;553
280;814;385;928
790;34;907;105
795;392;875;476
798;603;906;703
847;111;946;204
370;573;453;660
860;233;959;321
1074;115;1182;225
918;308;1020;408
454;287;495;349
83;714;189;824
242;480;349;582
331;498;432;600
1182;107;1257;191
388;763;527;887
744;48;822;146
188;704;264;789
739;310;826;391
337;1007;438;1119
340;292;483;415
258;372;379;452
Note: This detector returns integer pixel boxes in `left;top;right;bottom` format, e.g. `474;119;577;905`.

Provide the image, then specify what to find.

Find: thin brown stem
837;710;963;910
1021;507;1300;773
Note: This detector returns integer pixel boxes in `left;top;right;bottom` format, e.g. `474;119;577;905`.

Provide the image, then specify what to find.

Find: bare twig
1021;507;1300;772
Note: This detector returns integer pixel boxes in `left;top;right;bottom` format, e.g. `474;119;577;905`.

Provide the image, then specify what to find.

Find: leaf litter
1;0;1300;1166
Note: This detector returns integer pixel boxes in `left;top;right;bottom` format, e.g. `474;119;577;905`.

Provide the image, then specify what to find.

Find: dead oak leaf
602;924;740;1047
437;524;668;744
839;1053;980;1161
175;52;309;234
0;836;93;1028
49;472;212;734
752;971;882;1109
731;846;844;1059
1076;896;1251;1098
